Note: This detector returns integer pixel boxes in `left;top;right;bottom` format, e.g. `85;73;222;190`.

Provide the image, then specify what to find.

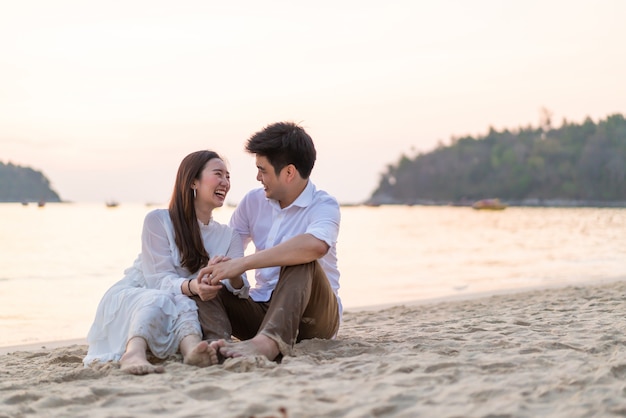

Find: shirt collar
268;180;315;210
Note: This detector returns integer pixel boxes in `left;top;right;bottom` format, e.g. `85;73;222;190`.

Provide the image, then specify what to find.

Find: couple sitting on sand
83;122;342;375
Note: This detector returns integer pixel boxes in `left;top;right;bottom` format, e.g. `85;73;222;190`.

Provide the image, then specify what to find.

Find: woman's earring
193;188;197;199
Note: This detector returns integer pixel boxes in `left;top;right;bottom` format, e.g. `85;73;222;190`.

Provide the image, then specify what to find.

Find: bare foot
209;339;227;362
213;334;280;361
183;340;218;367
120;351;165;375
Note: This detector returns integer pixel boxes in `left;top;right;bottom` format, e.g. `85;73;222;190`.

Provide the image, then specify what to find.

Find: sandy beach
2;280;626;418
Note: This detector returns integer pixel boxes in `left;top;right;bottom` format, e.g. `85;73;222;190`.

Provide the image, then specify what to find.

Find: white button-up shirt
229;180;342;316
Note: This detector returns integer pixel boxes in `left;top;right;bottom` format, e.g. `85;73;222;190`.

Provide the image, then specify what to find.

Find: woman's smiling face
195;158;230;208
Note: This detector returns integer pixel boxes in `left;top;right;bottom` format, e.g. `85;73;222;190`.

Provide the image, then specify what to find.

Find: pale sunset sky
1;1;625;204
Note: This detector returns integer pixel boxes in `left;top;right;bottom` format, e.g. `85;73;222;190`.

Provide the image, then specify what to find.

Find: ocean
1;202;625;348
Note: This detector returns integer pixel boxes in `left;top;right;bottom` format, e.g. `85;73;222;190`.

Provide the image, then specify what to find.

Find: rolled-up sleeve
305;195;340;251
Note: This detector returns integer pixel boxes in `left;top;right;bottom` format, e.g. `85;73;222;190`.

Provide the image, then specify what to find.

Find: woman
83;150;249;375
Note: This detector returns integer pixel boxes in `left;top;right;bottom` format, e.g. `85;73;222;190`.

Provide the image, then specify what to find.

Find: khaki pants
194;261;339;356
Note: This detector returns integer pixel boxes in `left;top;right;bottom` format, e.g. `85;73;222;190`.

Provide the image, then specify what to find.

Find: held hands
196;255;246;291
194;279;222;301
192;256;229;301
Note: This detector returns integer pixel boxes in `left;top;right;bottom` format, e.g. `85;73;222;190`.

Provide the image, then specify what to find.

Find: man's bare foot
183;340;218;367
120;351;165;375
212;334;280;361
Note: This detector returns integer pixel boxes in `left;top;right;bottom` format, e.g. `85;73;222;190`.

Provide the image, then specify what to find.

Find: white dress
83;209;249;366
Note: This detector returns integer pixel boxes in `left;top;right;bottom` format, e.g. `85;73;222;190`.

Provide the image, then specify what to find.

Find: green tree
0;162;62;202
368;114;626;205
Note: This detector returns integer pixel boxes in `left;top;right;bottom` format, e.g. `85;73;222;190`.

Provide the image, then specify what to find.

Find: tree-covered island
367;113;626;207
0;162;62;203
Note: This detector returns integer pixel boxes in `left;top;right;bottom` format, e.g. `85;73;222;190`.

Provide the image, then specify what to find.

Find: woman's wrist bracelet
187;279;198;297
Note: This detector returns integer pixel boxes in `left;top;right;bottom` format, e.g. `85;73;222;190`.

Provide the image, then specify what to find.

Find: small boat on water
472;198;507;210
105;200;119;208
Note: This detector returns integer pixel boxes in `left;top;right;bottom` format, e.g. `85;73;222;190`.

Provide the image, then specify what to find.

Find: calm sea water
1;203;625;348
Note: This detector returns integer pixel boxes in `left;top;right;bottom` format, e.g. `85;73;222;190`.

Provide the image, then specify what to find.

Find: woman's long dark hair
168;150;221;273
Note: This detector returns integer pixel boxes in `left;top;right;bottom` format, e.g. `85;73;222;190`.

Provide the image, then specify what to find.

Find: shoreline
2;277;624;355
345;275;626;312
0;338;87;356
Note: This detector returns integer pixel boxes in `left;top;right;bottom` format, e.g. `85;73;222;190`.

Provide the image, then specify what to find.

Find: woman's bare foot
120;350;165;375
183;340;218;367
211;334;280;361
120;336;165;375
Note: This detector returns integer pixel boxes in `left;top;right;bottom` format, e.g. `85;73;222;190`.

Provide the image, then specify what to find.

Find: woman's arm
140;210;188;294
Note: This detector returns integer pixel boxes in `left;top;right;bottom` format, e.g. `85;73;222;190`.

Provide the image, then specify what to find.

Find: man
194;121;341;361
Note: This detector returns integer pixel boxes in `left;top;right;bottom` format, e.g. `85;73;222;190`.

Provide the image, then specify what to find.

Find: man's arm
247;233;329;268
198;233;328;285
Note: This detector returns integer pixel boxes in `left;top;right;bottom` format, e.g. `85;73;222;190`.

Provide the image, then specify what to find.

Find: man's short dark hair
246;121;316;178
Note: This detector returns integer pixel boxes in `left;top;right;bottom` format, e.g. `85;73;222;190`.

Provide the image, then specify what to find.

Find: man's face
255;155;284;201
